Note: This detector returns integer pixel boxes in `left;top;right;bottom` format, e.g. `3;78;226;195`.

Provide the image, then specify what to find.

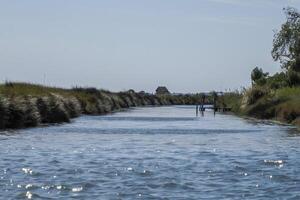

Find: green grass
0;82;72;97
275;87;300;101
0;82;109;110
217;92;243;113
221;85;300;126
272;87;300;124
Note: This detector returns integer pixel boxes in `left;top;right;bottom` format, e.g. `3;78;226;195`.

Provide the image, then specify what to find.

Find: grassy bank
0;82;202;130
220;86;300;127
2;82;298;130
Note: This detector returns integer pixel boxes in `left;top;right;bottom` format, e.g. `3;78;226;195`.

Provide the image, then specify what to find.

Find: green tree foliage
272;7;300;72
266;72;288;89
271;7;300;85
251;67;269;86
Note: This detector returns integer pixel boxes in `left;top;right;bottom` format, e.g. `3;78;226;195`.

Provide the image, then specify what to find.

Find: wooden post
212;91;218;116
200;94;205;117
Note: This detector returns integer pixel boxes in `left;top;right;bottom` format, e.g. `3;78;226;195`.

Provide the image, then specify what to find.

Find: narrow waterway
0;106;299;199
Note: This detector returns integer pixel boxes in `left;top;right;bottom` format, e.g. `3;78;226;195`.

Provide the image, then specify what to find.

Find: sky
1;0;300;93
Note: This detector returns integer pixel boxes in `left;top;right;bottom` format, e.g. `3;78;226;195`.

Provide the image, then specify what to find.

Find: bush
287;70;300;86
276;99;300;123
243;96;279;119
243;86;269;105
5;97;41;128
265;72;288;89
36;96;70;124
62;97;82;118
0;96;9;129
23;98;41;127
72;87;99;95
219;92;243;113
275;87;300;100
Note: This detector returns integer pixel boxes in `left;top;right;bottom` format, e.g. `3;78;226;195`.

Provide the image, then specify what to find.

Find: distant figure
196;105;199;116
212;91;218;117
200;104;204;117
199;93;206;117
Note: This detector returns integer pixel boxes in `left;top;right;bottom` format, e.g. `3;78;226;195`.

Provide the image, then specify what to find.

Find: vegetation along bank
0;82;206;130
220;7;300;127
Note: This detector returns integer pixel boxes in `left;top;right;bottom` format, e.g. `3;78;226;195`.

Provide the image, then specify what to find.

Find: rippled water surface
0;106;300;199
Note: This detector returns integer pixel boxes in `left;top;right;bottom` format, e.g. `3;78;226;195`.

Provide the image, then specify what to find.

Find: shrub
72;87;99;95
243;96;279;119
275;87;300;100
62;97;82;118
243;86;269;105
23;97;41;127
276;99;300;123
5;97;41;128
0;96;9;129
6;100;25;128
287;70;300;86
36;96;70;124
265;72;288;89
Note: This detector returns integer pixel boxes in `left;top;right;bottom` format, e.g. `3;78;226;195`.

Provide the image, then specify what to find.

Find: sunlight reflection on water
0;106;299;199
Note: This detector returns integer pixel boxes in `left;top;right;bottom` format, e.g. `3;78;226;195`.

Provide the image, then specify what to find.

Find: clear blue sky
1;0;300;93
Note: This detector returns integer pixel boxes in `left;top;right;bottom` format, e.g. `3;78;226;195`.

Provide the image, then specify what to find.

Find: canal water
0;106;299;199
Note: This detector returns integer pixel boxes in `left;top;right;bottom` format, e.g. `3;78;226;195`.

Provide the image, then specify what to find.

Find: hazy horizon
1;0;300;93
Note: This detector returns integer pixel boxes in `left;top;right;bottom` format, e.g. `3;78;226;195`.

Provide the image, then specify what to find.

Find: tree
251;67;268;85
272;7;300;72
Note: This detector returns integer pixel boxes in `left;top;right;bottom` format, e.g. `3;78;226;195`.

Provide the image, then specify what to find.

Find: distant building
156;86;170;95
